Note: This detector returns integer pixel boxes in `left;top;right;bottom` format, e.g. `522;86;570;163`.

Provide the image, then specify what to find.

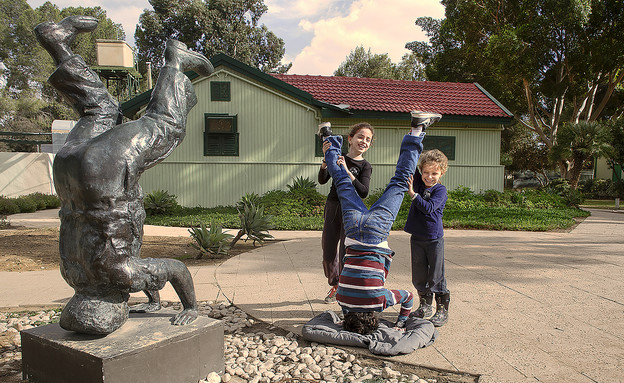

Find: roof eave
121;54;341;117
321;109;513;125
474;82;514;117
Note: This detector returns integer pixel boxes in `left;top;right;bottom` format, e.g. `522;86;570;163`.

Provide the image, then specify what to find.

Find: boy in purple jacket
404;149;450;327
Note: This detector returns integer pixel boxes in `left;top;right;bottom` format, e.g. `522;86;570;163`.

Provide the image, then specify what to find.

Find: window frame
203;113;239;156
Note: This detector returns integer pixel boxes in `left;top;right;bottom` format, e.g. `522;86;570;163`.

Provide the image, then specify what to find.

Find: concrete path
3;209;623;382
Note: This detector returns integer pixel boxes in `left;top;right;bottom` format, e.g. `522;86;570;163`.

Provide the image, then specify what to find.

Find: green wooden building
122;54;513;208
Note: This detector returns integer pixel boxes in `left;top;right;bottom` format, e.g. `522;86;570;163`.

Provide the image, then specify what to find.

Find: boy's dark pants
410;236;449;295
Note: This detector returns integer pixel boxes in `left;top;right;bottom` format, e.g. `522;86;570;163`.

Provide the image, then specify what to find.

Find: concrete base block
21;309;223;383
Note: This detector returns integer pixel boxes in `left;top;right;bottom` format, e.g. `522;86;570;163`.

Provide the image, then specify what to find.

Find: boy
319;111;442;334
404;149;450;327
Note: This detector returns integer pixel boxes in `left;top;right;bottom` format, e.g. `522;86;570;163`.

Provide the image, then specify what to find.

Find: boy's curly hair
343;312;379;334
418;149;449;175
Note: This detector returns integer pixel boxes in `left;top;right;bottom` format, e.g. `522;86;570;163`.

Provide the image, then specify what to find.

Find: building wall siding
139;69;505;207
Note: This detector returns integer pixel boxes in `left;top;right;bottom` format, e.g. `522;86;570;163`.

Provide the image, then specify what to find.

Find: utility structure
91;39;142;101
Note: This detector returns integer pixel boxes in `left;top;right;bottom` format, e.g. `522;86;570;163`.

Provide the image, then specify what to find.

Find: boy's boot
317;122;332;139
429;292;450;327
410;291;434;319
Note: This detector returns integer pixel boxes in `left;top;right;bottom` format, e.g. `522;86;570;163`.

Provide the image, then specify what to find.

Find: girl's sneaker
324;285;338;303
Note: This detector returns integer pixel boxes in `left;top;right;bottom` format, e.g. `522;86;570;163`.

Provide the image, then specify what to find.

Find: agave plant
236;192;262;211
144;189;179;216
188;221;234;259
286;176;317;192
231;201;274;247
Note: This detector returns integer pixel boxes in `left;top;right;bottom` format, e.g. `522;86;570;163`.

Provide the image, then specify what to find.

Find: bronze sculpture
34;16;214;334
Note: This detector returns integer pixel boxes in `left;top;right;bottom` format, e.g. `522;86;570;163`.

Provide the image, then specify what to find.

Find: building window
315;135;349;157
204;114;238;156
211;81;231;101
423;135;456;161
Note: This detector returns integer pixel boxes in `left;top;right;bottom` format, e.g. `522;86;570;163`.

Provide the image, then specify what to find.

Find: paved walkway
2;209;623;382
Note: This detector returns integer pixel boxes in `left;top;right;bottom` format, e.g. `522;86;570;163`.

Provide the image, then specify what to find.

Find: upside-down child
319;111;442;334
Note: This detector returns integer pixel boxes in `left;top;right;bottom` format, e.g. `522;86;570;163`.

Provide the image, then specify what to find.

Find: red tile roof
271;74;512;118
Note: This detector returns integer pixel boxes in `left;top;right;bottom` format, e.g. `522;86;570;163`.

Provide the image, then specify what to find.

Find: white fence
0;152;55;197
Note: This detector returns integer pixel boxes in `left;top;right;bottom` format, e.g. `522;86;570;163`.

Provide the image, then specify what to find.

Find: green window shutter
210;81;231;101
204;114;238;156
423;135;456;161
315;135;349;157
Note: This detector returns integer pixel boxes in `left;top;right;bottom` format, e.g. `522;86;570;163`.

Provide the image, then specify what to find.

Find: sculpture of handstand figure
34;16;214;334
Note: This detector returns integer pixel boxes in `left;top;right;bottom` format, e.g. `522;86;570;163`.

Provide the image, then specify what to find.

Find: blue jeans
324;134;424;245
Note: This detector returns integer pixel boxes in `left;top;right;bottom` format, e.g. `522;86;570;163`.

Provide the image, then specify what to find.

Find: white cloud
288;0;445;75
266;0;343;19
25;0;445;75
26;0;151;46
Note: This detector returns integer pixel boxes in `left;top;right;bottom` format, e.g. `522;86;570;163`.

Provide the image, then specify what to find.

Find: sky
26;0;445;76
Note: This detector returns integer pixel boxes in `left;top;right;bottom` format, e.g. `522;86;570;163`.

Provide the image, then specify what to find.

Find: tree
135;0;290;77
407;0;624;180
605;118;624;181
334;45;426;80
550;121;611;189
501;123;552;184
0;1;124;151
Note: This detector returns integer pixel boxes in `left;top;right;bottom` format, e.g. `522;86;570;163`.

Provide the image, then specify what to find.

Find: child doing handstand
318;122;373;303
319;111;442;334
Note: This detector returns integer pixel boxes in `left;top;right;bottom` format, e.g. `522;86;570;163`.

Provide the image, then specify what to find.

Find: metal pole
146;62;153;89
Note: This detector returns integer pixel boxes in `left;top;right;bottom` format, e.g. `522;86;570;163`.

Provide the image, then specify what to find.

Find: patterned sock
410;126;423;136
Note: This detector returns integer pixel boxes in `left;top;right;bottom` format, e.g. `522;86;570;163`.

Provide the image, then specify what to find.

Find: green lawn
146;205;590;232
580;199;622;209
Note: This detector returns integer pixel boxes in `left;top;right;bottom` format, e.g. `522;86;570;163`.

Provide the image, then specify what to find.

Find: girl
318;122;374;303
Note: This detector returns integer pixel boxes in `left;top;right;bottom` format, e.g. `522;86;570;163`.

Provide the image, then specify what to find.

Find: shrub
0;197;20;215
483;189;503;203
0;215;9;229
563;189;585;208
26;192;60;209
13;197;37;213
188;221;233;258
287;176;317;191
589;179;611;199
448;185;475;199
544;178;571;197
144;190;179;216
262;188;325;217
607;180;624;198
446;186;486;209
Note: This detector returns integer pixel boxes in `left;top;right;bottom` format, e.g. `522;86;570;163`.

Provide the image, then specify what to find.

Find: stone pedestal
21;310;223;383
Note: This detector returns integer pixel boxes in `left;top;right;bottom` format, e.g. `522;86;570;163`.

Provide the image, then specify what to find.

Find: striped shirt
336;245;413;321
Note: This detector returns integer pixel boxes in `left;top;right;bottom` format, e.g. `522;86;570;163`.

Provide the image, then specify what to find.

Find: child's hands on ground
393;319;407;331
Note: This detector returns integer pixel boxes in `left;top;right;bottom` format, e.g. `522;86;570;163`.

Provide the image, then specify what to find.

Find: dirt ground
0;226;260;272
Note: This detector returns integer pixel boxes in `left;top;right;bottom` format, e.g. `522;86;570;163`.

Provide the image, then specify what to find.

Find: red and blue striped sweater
336;244;413;321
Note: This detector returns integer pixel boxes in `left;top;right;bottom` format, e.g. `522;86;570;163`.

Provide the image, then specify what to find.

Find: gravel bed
1;301;472;383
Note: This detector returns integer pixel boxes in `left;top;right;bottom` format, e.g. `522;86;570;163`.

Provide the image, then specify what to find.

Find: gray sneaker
317;122;333;139
410;111;442;131
324;285;337;303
